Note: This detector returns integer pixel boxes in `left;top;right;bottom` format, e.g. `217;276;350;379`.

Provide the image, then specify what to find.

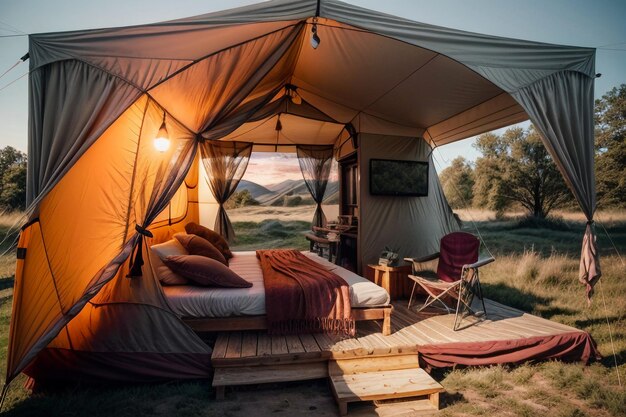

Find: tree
224;189;259;209
472;132;512;213
0;146;27;211
439;156;474;209
473;126;572;218
594;84;626;208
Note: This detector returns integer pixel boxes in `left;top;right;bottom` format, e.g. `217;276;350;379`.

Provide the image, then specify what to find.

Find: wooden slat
211;333;229;360
225;332;243;359
313;332;339;351
299;333;321;352
285;335;306;354
329;355;420;376
331;368;443;402
241;331;258;358
271;335;289;355
257;332;272;357
213;362;327;387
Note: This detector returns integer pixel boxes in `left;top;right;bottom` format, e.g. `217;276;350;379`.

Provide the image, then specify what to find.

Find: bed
157;251;393;335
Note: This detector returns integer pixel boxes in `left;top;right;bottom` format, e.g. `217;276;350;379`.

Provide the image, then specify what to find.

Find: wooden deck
211;299;589;368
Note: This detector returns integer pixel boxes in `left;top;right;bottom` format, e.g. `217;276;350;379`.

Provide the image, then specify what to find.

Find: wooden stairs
328;356;443;415
212;347;443;415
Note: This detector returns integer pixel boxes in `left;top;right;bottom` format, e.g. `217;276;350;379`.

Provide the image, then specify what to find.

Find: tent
6;0;600;388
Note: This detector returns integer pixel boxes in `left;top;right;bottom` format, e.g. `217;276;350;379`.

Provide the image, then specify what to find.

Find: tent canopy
7;0;599;388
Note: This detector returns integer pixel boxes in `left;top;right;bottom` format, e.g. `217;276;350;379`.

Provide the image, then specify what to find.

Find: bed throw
256;249;355;336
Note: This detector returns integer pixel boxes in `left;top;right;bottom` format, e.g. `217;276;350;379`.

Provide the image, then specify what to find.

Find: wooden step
329;368;443;415
329;354;420;376
212;362;327;400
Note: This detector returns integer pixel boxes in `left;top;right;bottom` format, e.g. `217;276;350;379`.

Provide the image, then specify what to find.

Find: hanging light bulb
311;22;320;49
286;84;302;105
154;114;170;152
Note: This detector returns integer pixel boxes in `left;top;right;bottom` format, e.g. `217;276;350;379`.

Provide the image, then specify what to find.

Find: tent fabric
296;145;335;228
9;0;599;386
358;135;460;271
24;243;212;385
200;141;253;242
418;331;601;368
8;96;198;383
510;72;600;295
579;223;602;301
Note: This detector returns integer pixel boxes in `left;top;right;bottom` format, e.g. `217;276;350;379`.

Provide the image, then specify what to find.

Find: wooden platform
211;298;596;409
211;299;589;368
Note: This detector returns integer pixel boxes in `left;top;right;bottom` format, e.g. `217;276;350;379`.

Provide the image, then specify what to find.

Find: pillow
150;239;189;285
185;222;233;259
164;255;252;288
174;232;228;266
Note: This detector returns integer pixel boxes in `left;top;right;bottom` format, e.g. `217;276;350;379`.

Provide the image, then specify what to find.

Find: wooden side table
367;264;413;301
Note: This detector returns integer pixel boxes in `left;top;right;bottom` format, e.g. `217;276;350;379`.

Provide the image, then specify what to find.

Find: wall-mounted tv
369;159;429;197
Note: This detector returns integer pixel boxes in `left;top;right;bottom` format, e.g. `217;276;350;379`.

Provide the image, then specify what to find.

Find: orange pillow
174;233;228;266
185;222;233;259
164;255;251;288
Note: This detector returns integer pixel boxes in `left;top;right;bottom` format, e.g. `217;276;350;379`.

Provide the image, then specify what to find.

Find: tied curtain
511;72;601;300
200;141;252;242
296;145;334;229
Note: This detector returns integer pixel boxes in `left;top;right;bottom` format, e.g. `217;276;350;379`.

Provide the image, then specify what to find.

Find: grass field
0;209;624;416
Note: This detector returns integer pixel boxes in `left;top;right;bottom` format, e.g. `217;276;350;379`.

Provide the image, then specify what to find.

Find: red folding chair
404;232;494;330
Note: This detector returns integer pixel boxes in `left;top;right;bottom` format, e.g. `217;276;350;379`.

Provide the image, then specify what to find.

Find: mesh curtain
126;101;198;277
200;141;252;242
296;145;334;229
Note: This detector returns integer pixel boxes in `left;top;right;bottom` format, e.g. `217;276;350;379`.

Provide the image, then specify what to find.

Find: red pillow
185;222;233;259
174;233;228;266
164;255;251;288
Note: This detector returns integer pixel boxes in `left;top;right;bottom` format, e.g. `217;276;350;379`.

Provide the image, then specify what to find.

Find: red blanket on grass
256;249;355;336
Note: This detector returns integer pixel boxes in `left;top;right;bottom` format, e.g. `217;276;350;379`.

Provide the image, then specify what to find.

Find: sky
0;0;625;177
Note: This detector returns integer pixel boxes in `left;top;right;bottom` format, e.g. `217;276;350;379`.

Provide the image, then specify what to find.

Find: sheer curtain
296;145;334;229
200;141;252;242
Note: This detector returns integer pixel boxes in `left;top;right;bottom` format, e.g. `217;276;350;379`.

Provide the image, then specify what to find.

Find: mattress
161;251;390;318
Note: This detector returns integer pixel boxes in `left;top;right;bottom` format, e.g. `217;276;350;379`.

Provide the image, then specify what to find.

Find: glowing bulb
154;122;170;152
291;93;302;105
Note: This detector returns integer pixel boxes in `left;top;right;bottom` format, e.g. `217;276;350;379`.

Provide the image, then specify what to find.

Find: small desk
367;264;413;301
305;232;338;263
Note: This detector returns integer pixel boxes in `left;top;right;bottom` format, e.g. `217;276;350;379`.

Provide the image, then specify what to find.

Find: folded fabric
150;239;189;285
174;232;228;266
164;255;252;288
185;222;233;259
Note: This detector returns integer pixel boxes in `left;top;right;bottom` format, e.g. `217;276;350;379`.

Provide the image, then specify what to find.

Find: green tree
594;84;626;208
225;189;259;209
473;132;510;213
439;156;474;209
0;146;27;211
473;127;572;218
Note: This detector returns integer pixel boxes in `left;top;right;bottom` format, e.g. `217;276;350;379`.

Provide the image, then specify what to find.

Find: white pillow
150;239;189;285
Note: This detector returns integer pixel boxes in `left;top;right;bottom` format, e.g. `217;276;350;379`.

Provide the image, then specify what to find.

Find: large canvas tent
6;0;600;388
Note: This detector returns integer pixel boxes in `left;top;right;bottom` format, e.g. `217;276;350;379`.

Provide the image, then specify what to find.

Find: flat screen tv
369;159;429;197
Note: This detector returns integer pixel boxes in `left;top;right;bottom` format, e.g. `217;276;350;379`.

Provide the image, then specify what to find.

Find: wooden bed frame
183;305;393;336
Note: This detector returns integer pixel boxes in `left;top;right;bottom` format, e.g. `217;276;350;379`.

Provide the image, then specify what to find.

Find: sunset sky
246;153;338;187
0;0;624;172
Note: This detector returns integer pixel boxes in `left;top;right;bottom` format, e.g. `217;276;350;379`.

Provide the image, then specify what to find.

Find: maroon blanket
256;249;354;336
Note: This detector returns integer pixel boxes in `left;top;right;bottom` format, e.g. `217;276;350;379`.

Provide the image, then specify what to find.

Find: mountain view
235;179;339;206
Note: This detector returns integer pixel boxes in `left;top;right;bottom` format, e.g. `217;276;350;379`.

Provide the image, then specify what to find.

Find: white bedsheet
161;251;390;318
